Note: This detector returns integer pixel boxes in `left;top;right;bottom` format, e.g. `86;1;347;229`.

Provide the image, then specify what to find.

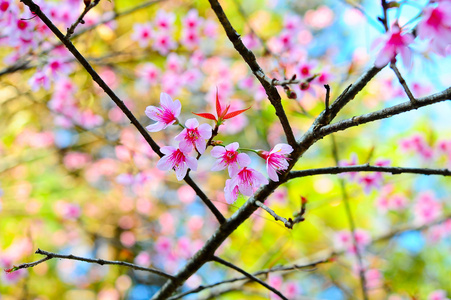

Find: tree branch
208;0;297;149
390;62;417;103
20;0;226;225
211;256;288;300
288;164;451;179
317;86;451;137
9;248;174;279
254;200;294;229
65;0;100;39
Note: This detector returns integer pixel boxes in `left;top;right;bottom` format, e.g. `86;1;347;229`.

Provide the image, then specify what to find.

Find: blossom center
426;8;443;29
169;149;186;167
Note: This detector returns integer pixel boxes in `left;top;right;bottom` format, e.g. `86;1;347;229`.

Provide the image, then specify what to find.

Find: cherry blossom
157;144;197;181
258;143;293;182
174;118;212;154
152;33;177;55
154;10;176;32
374;24;414;68
417;2;451;56
428;290;450;300
145;92;181;132
183;9;203;31
211;142;251;176
413;192;442;225
131;23;153;48
225;163;268;204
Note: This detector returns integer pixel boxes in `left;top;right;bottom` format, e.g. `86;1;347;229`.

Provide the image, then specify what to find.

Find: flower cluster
146;92;293;204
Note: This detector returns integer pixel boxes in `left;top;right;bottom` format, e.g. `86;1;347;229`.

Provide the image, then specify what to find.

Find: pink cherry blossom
145;92;181;132
154;10;176;32
28;70;51;91
131;23;153;47
174;118;212;154
374;24;414;68
259;143;293;182
152;33;177;55
225;164;269;204
413;191;442;225
210;142;251;176
157;144;197;181
181;29;200;50
428;290;450;300
417;2;451;56
183;9;203;31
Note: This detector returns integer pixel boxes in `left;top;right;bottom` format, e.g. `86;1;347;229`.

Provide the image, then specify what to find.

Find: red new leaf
223;107;251;120
192;112;217;121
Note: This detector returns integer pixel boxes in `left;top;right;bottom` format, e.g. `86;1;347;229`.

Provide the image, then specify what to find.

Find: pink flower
428;290;449;300
157;144;197;180
259;144;293;182
131;23;153;48
225;163;269;204
414;192;442;225
152;33;177;55
28;70;51;91
154;10;176;32
145;92;181;132
135;63;161;89
417;2;451;56
174;118;212;154
183;9;203;31
374;24;414;68
210;142;251;176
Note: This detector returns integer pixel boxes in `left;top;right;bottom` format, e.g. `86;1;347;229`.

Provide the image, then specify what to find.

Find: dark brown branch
212;256;288;300
21;0;226;225
390;62;417;103
317;86;451;137
208;0;297;148
254;200;294;229
10;248;174;279
288;164;451;179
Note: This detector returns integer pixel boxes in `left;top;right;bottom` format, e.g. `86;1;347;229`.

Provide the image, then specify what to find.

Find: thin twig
288;164;451;179
9;248;174;279
254;200;294;229
20;0;226;225
390;62;417;103
330;135;369;300
212;256;289;300
65;0;101;39
324;84;331;114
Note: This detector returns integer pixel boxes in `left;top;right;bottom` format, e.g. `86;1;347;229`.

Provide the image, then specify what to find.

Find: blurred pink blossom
417;2;451;56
